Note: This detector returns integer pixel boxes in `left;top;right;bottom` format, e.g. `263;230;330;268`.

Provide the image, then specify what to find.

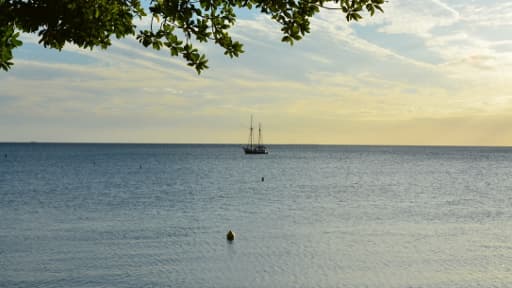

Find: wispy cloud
372;0;460;36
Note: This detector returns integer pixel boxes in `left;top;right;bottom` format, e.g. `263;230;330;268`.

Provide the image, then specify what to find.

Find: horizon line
1;141;512;148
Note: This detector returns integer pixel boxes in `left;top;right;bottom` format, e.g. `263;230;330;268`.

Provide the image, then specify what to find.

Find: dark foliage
0;0;384;73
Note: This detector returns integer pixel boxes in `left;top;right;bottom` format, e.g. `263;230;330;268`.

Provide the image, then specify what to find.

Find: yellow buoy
226;230;235;241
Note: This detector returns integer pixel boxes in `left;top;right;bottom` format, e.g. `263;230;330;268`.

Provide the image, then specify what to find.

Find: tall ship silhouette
243;116;268;154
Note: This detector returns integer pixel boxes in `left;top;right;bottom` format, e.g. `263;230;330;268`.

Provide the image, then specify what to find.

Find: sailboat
243;116;268;154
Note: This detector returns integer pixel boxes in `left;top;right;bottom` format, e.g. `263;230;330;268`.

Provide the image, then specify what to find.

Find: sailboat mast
258;123;262;146
249;115;254;148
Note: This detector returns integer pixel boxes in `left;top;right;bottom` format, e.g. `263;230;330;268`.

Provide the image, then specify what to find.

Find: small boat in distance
243;116;268;154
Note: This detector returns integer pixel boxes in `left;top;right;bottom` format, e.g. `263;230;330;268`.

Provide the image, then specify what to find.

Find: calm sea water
2;143;512;287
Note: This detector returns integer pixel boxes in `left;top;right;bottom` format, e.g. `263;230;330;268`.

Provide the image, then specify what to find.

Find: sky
2;0;512;145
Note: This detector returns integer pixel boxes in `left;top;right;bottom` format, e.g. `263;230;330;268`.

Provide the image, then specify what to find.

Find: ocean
1;143;512;287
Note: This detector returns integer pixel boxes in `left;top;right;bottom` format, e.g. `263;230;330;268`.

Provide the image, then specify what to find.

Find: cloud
459;2;512;27
344;0;512;81
304;6;442;73
361;0;460;37
234;15;283;46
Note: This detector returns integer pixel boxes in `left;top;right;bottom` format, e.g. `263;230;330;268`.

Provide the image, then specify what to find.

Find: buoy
261;177;264;182
226;230;235;241
139;164;142;169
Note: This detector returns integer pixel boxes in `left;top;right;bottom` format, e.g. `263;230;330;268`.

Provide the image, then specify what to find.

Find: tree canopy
0;0;384;73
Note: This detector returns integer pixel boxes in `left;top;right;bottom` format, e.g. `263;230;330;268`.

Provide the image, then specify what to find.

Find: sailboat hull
243;146;268;154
